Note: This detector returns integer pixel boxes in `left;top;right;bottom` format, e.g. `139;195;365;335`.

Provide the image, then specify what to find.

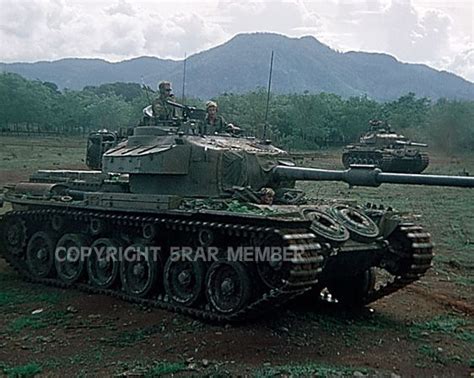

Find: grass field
0;136;473;376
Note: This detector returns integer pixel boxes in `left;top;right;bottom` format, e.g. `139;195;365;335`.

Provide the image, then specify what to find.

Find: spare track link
362;222;434;304
0;209;324;322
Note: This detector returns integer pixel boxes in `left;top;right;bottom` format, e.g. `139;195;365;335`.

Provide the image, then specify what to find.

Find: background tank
1;108;473;322
342;120;429;173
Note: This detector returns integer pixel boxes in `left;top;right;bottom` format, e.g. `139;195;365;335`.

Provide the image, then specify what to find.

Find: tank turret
1;105;473;322
342;120;430;173
97;124;471;201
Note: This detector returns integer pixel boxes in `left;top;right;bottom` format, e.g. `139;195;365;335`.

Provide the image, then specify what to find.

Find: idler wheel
302;208;349;243
26;231;55;278
87;238;121;288
206;261;251;314
329;205;379;242
164;255;206;306
121;243;159;297
55;233;89;284
3;216;28;255
327;268;375;307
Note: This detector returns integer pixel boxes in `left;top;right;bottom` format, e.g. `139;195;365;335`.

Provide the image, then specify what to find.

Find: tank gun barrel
395;140;428;147
273;165;474;188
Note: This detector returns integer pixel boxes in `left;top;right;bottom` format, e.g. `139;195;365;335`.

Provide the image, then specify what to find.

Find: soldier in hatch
259;187;275;205
152;81;177;121
201;101;240;135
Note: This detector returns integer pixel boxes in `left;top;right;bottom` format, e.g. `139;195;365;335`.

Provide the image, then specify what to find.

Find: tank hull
0;170;434;321
342;149;429;173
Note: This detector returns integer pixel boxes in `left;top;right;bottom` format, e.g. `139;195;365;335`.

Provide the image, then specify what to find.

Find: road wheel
206;261;251;314
87;238;121;288
26;231;55;278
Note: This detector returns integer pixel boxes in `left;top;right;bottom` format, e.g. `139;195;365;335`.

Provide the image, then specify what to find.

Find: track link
0;209;325;322
362;222;434;304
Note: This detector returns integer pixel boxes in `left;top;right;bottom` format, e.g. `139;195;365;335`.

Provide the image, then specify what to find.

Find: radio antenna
181;52;187;104
263;50;274;140
141;76;151;104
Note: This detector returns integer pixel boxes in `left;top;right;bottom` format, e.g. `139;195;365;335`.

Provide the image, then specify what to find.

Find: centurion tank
342;120;429;173
1;104;473;322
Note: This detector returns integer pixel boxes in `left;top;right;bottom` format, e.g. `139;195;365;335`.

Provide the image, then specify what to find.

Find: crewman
201;101;240;135
152;81;177;120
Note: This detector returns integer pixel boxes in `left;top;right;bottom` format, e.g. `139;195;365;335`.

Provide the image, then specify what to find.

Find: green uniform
152;95;177;120
201;114;226;135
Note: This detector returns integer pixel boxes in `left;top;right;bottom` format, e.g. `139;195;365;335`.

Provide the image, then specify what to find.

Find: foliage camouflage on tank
1;103;473;322
342;120;429;173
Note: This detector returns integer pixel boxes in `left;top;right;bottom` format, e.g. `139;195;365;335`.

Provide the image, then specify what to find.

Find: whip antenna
141;76;151;104
263;50;274;140
182;52;187;104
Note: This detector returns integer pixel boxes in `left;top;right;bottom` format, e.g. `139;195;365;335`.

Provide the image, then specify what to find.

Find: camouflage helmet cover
206;100;218;109
158;81;172;91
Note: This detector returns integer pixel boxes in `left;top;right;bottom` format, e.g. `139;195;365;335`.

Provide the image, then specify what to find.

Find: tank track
380;153;429;174
418;152;429;173
342;151;429;173
342;151;383;169
362;222;434;305
0;209;324;322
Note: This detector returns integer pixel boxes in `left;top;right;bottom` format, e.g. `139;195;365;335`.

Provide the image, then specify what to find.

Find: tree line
1;72;473;152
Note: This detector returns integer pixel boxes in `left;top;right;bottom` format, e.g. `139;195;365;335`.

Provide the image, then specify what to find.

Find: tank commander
152;81;177;120
201;101;241;135
369;119;391;132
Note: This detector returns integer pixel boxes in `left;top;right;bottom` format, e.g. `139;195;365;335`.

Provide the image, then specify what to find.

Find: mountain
1;33;473;101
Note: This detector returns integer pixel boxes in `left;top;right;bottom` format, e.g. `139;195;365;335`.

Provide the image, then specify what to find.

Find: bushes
1;72;472;152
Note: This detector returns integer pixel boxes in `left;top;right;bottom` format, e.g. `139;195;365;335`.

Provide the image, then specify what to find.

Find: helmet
158;81;172;92
206;101;217;109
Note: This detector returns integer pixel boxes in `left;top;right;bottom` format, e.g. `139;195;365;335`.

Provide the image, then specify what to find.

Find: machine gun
166;100;206;122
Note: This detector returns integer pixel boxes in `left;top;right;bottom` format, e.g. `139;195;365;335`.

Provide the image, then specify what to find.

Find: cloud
0;0;471;81
217;0;323;35
308;0;453;62
0;0;228;61
304;0;473;80
143;12;227;58
0;0;44;38
106;0;135;16
443;48;474;82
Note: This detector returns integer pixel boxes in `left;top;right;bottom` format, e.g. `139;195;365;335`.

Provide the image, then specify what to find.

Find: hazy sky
0;0;473;81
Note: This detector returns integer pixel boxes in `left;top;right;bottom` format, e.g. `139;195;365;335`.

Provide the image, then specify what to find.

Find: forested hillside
1;33;473;101
1;72;473;152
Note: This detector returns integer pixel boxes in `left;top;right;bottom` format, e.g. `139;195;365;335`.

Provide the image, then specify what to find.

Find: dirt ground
0;136;473;377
